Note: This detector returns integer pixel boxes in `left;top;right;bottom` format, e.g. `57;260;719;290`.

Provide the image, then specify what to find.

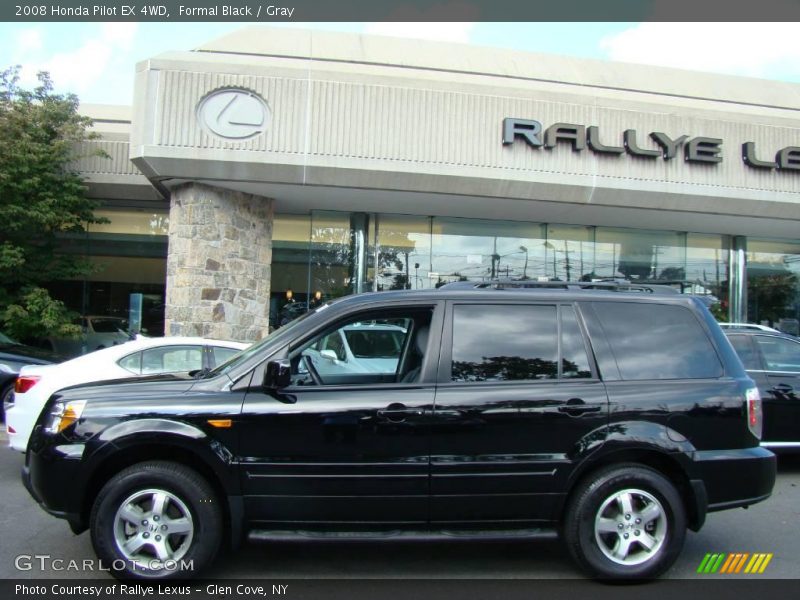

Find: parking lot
0;429;797;580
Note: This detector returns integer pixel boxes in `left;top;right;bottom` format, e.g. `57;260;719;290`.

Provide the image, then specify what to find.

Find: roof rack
438;278;680;295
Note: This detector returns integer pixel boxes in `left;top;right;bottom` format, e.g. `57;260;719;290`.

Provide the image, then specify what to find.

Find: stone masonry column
165;183;273;342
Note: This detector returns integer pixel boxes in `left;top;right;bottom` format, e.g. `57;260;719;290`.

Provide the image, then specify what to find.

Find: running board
248;528;558;543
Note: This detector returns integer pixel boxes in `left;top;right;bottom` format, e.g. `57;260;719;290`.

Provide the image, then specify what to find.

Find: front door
430;302;608;526
239;303;442;529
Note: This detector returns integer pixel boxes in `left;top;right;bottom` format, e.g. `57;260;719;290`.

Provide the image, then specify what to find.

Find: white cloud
16;28;43;53
15;23;139;99
364;22;474;44
600;23;800;80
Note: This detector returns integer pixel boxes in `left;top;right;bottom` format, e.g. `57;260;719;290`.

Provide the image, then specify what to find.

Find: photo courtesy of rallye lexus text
20;284;776;580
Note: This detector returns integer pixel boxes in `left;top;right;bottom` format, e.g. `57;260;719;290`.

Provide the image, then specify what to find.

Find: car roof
325;287;703;308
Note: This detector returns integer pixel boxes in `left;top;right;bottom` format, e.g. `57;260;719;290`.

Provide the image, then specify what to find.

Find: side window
727;335;762;370
211;346;241;367
451;304;558;382
591;302;723;380
292;308;433;386
754;336;800;373
141;345;204;374
118;352;142;374
561;306;592;379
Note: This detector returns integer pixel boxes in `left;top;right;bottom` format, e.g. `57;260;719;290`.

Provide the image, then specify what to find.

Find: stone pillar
165;183;273;342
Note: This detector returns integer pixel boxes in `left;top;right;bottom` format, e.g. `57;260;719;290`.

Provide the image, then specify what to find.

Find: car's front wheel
90;461;222;579
563;464;686;579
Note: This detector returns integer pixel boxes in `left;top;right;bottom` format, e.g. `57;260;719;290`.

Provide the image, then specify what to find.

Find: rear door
430;301;608;527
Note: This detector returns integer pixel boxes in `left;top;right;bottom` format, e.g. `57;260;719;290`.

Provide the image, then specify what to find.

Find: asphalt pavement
0;428;797;580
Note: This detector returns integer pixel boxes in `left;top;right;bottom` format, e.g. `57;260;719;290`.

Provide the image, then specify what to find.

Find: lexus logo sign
197;89;270;140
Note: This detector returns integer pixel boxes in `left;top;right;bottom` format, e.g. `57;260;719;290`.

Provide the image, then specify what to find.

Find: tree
0;66;106;340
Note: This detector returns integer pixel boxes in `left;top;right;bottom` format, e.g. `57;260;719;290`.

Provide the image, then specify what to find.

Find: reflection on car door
430;302;608;526
238;303;442;529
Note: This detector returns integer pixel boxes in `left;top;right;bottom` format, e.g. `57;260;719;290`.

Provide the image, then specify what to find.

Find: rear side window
141;345;203;374
451;304;590;382
591;302;722;380
118;352;142;374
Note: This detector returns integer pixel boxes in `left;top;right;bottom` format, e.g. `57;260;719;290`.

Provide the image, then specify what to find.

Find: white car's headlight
45;400;87;434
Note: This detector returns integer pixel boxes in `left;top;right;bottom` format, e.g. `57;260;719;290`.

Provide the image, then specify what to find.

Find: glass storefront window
594;228;686;282
309;211;354;300
429;218;545;287
545;224;595;281
373;215;431;291
746;239;800;334
90;209;170;236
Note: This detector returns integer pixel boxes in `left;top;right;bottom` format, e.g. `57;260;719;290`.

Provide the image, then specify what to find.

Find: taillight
746;387;762;440
14;376;40;394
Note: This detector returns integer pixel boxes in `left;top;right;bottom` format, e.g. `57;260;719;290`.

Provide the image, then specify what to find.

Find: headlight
45;400;87;434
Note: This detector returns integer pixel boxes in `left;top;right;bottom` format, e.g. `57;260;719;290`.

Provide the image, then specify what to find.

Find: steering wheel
301;354;323;386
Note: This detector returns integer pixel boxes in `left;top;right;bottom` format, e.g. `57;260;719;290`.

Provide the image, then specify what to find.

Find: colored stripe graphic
697;552;771;574
720;554;736;573
758;554;773;573
697;553;713;573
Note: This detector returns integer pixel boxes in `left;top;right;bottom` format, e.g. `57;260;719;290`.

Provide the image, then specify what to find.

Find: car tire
90;461;222;580
0;383;13;421
563;463;686;580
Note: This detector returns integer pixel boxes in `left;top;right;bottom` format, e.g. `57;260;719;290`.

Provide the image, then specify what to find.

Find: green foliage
0;66;106;336
2;287;80;340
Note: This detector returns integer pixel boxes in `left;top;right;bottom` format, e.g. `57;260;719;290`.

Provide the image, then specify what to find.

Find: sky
2;21;800;105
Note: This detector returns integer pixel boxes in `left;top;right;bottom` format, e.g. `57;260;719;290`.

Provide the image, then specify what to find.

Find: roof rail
437;278;680;295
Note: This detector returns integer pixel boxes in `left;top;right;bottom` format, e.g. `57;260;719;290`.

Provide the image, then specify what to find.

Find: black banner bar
2;579;799;600
3;0;800;23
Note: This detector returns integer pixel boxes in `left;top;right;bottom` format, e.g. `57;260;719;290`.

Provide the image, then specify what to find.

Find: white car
303;323;407;376
5;336;248;452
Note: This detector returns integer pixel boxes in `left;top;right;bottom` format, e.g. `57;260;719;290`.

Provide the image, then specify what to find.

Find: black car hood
55;373;198;402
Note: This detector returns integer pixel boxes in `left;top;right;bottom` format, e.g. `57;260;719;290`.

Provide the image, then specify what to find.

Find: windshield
0;331;17;345
204;306;321;378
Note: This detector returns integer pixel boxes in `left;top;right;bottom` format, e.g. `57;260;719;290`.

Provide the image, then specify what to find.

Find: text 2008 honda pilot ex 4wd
22;282;776;580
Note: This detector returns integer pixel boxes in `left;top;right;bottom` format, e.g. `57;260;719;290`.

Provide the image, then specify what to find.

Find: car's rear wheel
90;461;222;579
0;382;13;421
563;464;686;579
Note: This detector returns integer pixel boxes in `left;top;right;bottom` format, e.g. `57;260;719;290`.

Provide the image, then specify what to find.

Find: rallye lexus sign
502;118;800;171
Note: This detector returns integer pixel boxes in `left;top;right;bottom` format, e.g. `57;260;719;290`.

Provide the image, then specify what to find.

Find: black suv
22;284;776;580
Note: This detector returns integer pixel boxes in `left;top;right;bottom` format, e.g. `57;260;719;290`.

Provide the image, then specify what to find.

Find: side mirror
320;349;339;363
264;359;292;390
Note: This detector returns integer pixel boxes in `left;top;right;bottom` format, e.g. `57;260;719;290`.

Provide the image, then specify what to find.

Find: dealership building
67;26;800;340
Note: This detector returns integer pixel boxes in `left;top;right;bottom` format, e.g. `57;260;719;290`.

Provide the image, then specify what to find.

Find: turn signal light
14;376;40;394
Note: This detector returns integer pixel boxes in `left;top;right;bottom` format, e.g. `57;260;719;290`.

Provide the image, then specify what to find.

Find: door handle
377;404;424;423
558;405;602;416
770;383;794;395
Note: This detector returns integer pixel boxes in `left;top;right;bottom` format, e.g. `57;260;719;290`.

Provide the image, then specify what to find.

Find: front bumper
22;447;87;533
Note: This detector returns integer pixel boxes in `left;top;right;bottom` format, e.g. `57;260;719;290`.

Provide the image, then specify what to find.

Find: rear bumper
691;446;776;511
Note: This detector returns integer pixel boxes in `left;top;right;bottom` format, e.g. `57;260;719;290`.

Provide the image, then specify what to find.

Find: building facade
69;27;800;340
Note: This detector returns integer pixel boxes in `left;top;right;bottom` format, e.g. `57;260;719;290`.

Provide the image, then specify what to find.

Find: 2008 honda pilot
22;282;776;580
